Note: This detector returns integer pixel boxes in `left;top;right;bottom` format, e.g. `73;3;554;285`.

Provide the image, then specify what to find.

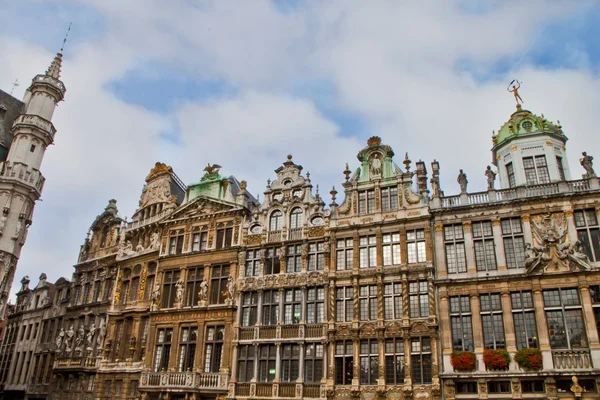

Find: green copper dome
492;105;565;148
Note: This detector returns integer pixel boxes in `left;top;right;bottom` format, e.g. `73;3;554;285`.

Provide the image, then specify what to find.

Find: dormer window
169;230;184;255
216;223;234;249
523;156;550;185
192;226;208;251
100;226;109;248
359;190;375;215
273;192;283;202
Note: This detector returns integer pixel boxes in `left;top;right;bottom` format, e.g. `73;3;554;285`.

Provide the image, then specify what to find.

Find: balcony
552;349;593;370
126;209;171;231
238;324;326;342
234;382;324;398
0;161;46;193
139;371;228;391
12;113;56;138
433;178;599;209
54;356;101;371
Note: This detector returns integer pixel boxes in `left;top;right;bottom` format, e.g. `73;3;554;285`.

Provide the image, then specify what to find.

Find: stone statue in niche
225;275;235;305
457;169;468;193
485;165;497;190
86;324;96;350
64;325;75;353
580;152;596;178
198;280;208;306
56;327;65;351
174;278;184;307
524;243;547;274
14;219;23;238
135;242;145;253
370;153;382;176
0;214;7;234
150;231;161;249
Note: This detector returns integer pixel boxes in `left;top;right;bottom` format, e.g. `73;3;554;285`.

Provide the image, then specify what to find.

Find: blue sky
1;0;600;294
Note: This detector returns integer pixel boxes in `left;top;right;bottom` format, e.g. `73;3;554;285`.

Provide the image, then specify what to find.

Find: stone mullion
275;343;282;382
196;321;206;371
352;336;360;386
252;343;260;382
500;292;516;351
256;290;264;326
428;275;435;320
399;228;407;265
376;230;383;267
521;215;533;245
278;288;285;324
300;287;307;324
532;289;553;370
433;224;446;277
280;245;287;275
353;232;359;272
463;222;476;274
298;343;305;382
328;237;336;272
230;344;239;382
403;331;412;385
470;294;483;350
301;242;308;273
564;210;578;242
424;225;433;262
580;286;600;345
492;219;507;270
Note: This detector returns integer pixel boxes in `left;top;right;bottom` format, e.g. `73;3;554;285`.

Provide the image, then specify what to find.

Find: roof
492;105;566;148
0;89;25;157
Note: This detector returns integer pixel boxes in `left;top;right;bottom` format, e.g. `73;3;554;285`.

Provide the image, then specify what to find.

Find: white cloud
1;0;599;295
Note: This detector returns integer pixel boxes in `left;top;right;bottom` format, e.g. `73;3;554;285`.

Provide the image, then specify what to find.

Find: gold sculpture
507;79;524;106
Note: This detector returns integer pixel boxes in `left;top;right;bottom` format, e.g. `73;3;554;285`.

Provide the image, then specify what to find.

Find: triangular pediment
167;196;242;221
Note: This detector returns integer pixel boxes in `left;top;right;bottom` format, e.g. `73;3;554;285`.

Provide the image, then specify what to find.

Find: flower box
514;348;543;370
450;350;477;371
483;348;510;370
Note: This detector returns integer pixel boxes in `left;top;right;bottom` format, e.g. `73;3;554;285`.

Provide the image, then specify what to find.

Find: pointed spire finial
60;23;72;54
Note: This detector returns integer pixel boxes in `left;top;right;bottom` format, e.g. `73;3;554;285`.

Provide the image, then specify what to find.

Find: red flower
514;348;543;370
450;351;477;371
483;349;510;370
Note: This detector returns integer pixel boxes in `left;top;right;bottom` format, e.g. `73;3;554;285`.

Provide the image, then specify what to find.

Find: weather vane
60;23;72;53
9;79;19;95
507;79;524;107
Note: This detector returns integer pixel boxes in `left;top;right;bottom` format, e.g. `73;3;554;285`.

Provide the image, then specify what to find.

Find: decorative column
301;286;307;324
328;279;336;324
274;343;282;382
231;344;239;382
256;290;264;326
278;288;285;324
564;210;578;241
470;294;485;373
580;286;600;368
377;276;384;322
439;294;452;372
352;277;359;323
376;229;383;267
491;219;507;270
352;232;359;273
401;273;409;323
521;215;533;245
462;222;476;273
532;289;552;370
424;225;433;263
252;343;260;382
298;343;305;382
500;292;516;352
403;331;412;385
433;224;446;277
352;336;360;386
399;227;408;265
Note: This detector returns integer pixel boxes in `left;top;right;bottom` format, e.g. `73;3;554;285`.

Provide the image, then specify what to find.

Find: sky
1;0;599;294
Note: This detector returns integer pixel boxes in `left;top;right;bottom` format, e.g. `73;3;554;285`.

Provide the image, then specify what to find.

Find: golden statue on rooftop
507;79;524;106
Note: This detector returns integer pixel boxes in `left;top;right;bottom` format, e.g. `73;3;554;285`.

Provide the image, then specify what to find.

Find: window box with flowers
514;348;543;370
450;351;477;371
483;349;510;370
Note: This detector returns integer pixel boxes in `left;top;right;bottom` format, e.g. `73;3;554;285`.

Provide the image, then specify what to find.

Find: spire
45;23;71;80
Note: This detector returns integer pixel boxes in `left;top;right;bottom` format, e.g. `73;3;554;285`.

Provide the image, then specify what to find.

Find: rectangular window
506;162;516;188
511;291;538;349
169;233;184;255
411;337;432;384
383;233;401;266
409;281;429;318
308;242;325;271
544;288;587;349
359;285;378;321
590;285;600;339
336;238;354;271
204;326;224;373
130;277;140;302
238;345;255;382
264;247;281;275
501;218;526;269
144;275;155;301
444;225;467;274
245;249;260;277
153;328;173;372
384;282;402;320
242;292;258;326
381;187;399;212
262;289;280;325
407;229;426;264
210;265;230;304
574;209;600;262
129;380;139;397
556;156;566;180
287;244;302;273
523;155;550;185
488;381;511;393
360;339;379;385
359;190;376;215
304;343;324;383
284;288;302;324
456;382;478;394
335;341;354;385
480;293;505;349
359;235;377;268
177;326;197;372
336;287;354;322
120;281;130;305
258;344;277;382
161;270;180;309
191;229;208;252
473;221;497;271
306;287;325;324
522;380;545;393
450;296;474;351
385;338;404;385
216;226;234;249
185;267;204;307
281;344;300;382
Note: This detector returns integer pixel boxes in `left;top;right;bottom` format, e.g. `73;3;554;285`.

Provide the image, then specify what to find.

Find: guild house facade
0;52;599;400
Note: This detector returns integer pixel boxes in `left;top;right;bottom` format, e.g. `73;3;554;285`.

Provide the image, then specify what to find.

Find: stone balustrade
0;160;45;193
238;324;326;342
139;371;228;391
233;382;324;398
552;349;593;370
126;209;171;231
12;113;56;138
433;178;599;209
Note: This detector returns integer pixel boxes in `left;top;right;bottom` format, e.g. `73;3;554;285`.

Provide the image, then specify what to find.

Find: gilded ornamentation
565;210;574;217
145;162;173;181
492;218;501;227
403;185;421;205
511;145;517;151
240;271;326;291
463;221;472;231
308;226;325;238
138;266;147;299
434;224;443;232
521;214;530;223
247;234;262;245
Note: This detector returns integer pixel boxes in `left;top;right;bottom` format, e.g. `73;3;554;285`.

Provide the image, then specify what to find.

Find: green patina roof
492;105;566;148
187;172;230;202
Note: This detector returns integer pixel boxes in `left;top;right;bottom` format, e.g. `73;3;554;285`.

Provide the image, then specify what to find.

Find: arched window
270;211;283;231
289;208;304;229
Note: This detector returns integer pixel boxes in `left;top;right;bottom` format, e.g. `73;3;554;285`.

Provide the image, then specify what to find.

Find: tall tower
0;50;66;315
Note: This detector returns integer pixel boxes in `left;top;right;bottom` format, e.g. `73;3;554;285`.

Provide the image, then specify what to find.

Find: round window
311;216;324;226
521;120;533;131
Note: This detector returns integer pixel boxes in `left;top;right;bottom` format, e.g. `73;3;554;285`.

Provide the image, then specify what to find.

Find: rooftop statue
507;79;524;106
485;166;497;190
580;152;596;178
457;169;468;193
